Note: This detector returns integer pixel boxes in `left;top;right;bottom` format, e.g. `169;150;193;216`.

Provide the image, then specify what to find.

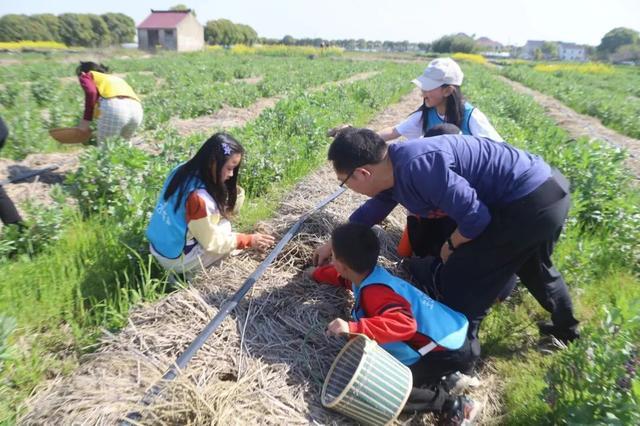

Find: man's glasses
339;168;357;188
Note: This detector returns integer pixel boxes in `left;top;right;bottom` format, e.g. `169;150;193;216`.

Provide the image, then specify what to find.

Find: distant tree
58;13;97;46
449;34;476;53
30;14;62;42
432;35;453;53
397;40;410;52
170;4;196;16
541;41;558;59
432;33;476;53
101;13;135;44
237;24;257;45
282;35;295;45
534;48;544;61
598;27;639;55
0;12;135;46
0;15;33;41
87;14;112;47
204;19;255;45
610;43;640;63
417;42;430;52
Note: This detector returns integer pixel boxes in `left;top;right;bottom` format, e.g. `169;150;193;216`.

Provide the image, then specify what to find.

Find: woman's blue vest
146;164;206;259
352;266;468;366
422;101;474;135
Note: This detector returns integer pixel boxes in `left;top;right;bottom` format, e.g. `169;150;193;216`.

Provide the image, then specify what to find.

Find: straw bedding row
19;165;401;425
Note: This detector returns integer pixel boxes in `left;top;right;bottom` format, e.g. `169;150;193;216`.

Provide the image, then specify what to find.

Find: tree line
204;19;258;46
0;13;135;47
597;27;640;63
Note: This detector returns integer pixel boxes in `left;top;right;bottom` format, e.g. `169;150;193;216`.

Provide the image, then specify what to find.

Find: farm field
500;62;640;139
0;50;639;424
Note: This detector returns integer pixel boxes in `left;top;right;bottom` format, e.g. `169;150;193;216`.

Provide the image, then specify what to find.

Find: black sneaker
440;395;481;426
537;321;580;344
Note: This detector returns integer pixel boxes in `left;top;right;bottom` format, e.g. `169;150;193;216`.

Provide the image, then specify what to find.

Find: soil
170;71;379;137
499;76;640;180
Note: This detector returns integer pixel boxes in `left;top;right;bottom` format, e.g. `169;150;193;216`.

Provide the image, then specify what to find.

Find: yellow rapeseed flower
0;40;68;50
451;53;487;64
533;63;615;74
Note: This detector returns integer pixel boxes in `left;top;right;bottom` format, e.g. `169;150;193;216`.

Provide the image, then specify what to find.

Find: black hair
331;223;380;274
76;61;110;76
415;85;466;136
164;132;244;217
424;123;461;137
327;127;386;174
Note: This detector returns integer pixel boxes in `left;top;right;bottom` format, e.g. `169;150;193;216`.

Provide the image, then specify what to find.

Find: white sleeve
468;109;504;142
394;111;424;140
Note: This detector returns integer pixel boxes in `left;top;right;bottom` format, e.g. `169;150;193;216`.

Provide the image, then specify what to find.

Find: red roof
137;10;190;29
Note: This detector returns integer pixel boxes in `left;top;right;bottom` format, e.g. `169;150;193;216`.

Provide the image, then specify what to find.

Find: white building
557;42;587;62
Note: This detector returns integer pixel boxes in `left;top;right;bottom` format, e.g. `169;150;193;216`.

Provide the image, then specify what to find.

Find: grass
463;62;640;423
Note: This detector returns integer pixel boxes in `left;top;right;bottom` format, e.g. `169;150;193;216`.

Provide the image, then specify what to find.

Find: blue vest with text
423;101;474;135
146;164;206;259
352;266;468;366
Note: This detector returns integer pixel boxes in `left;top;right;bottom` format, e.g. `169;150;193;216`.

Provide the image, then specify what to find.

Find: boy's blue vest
423;101;474;135
146;164;206;259
352;266;468;366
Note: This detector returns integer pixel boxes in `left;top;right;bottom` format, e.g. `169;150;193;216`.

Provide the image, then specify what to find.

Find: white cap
412;57;464;91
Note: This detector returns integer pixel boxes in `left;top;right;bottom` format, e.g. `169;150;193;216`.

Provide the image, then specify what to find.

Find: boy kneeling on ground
313;222;481;425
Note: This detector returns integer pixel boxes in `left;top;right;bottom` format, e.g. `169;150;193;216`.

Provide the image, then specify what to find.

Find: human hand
313;241;332;266
251;233;275;251
326;124;352;138
326;318;349;337
440;241;453;263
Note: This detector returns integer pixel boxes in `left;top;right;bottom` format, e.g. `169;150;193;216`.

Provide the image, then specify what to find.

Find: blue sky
1;0;638;46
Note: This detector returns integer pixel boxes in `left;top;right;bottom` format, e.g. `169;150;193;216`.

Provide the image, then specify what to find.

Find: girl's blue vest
422;101;474;135
352;266;468;366
146;164;206;259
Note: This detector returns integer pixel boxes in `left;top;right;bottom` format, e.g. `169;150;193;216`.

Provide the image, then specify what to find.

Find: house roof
137;10;191;29
476;37;503;48
558;42;584;49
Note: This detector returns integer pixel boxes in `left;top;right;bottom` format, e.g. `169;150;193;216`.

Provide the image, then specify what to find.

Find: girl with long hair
146;133;274;275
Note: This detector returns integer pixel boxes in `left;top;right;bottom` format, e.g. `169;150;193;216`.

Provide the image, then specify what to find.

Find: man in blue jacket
313;127;580;366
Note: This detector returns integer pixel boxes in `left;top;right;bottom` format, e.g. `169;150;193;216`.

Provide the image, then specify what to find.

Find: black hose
120;186;346;425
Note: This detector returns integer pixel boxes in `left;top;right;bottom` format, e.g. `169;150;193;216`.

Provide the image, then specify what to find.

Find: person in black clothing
0;116;23;227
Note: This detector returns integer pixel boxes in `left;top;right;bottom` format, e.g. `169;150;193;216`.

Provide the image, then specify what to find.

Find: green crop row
0;52;382;159
500;63;640;139
463;62;640;424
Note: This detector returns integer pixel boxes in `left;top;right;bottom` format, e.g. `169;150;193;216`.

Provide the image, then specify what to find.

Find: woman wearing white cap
378;57;503;142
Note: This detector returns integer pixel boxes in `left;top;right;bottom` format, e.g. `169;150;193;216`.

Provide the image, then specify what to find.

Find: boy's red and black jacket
312;264;445;352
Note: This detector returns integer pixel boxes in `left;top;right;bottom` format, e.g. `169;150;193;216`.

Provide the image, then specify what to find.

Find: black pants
403;338;474;413
436;170;579;360
0;185;21;225
407;216;517;302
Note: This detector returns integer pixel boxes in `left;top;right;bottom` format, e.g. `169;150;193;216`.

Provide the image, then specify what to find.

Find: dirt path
170;71;379;136
499;76;640;180
0;152;80;229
